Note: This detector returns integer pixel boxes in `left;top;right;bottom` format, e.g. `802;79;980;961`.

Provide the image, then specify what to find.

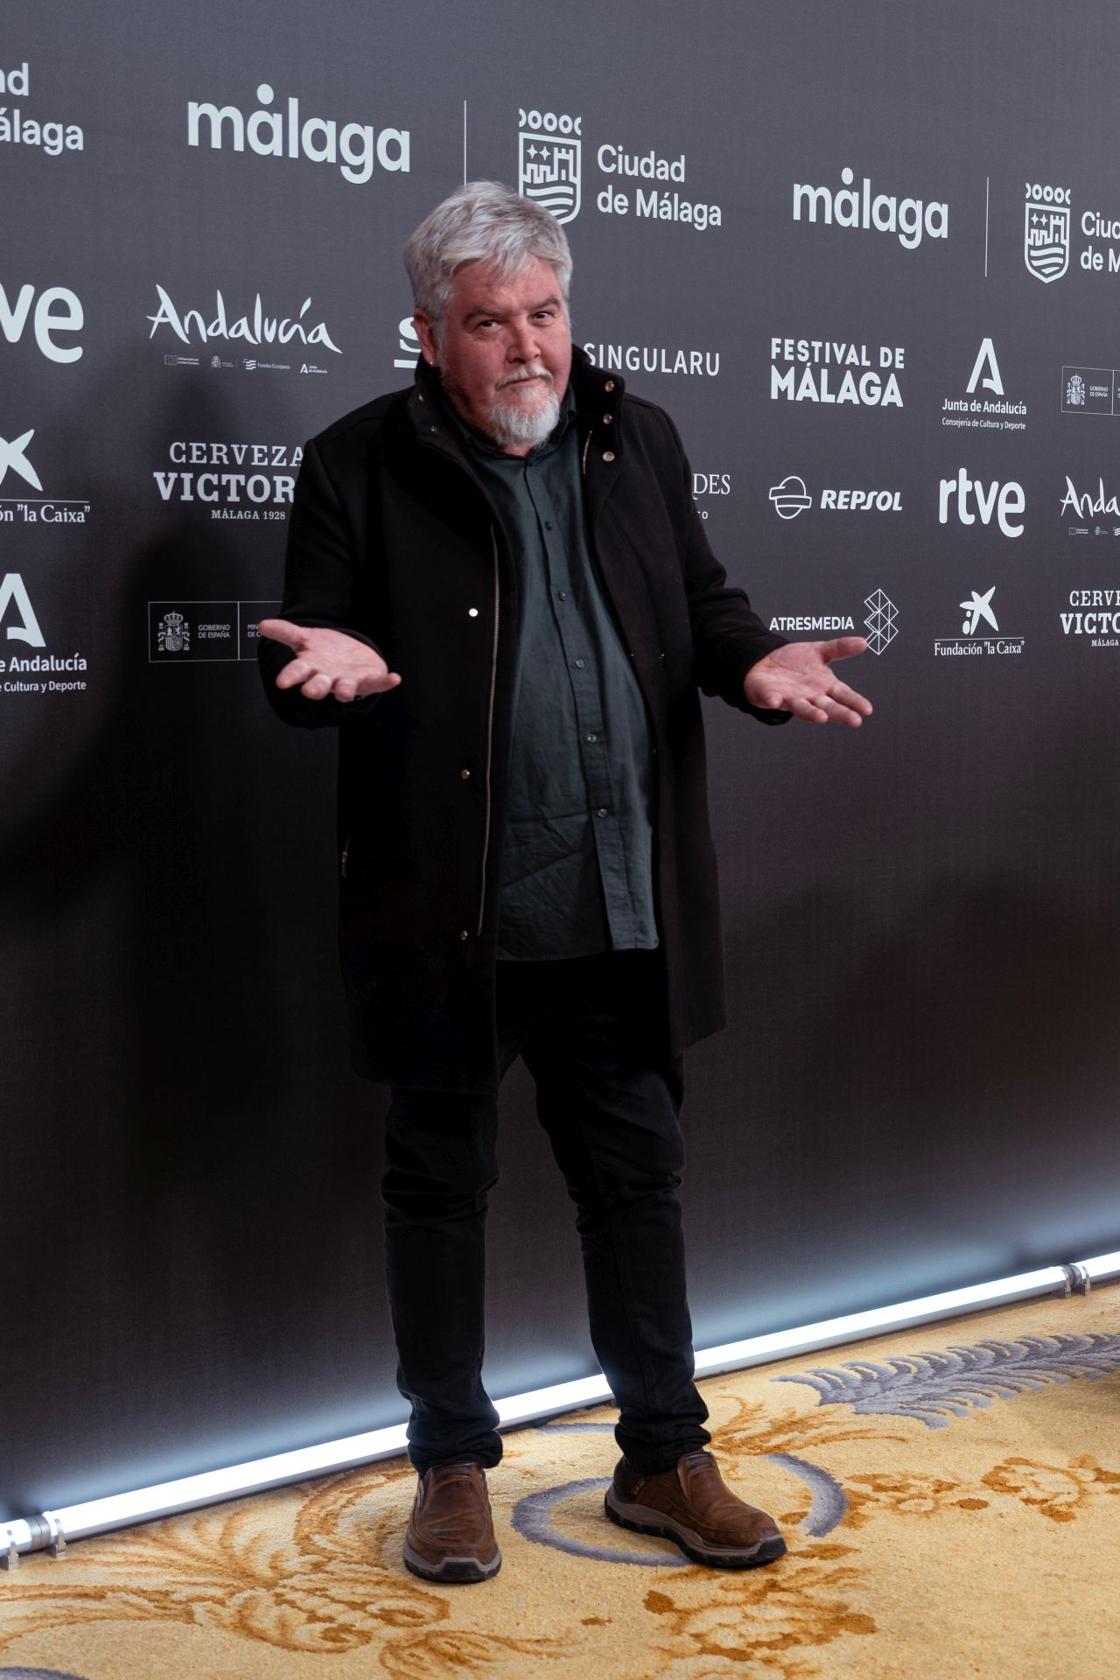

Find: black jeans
382;950;711;1475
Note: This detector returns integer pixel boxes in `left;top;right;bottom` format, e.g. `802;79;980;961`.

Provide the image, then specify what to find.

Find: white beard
486;377;560;451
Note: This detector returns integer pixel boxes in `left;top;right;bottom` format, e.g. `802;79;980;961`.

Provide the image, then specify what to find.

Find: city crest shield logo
1024;194;1070;283
518;108;582;224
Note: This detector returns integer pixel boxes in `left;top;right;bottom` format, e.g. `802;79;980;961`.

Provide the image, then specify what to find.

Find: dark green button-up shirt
443;384;658;961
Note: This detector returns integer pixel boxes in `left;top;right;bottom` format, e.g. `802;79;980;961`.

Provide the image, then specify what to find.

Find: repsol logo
819;489;901;511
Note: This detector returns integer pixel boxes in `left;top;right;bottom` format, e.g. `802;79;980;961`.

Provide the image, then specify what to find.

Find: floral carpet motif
0;1287;1117;1680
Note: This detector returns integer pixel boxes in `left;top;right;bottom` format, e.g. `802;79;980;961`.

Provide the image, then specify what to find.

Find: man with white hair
260;181;870;1583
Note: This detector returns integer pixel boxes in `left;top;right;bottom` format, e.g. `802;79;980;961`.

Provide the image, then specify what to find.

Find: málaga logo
1024;183;1070;283
518;108;581;224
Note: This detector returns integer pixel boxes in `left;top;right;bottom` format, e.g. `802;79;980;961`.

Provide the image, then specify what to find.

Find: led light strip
2;1248;1117;1562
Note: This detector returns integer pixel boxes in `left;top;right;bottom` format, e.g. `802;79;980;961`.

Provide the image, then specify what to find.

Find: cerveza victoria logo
792;167;948;249
147;287;340;369
187;83;410;183
153;440;302;519
933;587;1024;659
1061;589;1120;646
767;475;901;518
770;337;905;406
517;107;721;232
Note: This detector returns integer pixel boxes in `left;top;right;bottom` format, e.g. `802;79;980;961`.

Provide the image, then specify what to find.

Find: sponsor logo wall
4;0;1119;1528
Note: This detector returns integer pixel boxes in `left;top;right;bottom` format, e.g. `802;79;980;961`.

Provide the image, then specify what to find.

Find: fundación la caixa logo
0;426;93;525
933;586;1024;659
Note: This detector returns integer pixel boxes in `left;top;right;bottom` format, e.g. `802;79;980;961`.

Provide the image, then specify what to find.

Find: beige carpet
2;1283;1118;1680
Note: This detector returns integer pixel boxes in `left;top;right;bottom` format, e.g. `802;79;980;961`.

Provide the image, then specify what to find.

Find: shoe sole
402;1540;502;1584
604;1491;787;1569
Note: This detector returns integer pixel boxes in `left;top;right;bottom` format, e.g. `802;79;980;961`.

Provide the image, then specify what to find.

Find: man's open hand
259;619;402;703
744;636;873;727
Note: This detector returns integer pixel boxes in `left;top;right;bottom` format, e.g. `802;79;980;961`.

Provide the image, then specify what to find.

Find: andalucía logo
519;108;581;224
147;287;340;354
1024;183;1070;283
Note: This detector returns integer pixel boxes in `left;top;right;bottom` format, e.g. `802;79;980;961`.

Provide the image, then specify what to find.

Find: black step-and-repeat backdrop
3;0;1119;1521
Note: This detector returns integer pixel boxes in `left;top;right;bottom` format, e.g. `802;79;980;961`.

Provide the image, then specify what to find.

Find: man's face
414;256;571;456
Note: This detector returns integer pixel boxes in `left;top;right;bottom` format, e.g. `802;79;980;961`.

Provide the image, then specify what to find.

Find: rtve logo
0;280;84;363
938;468;1025;538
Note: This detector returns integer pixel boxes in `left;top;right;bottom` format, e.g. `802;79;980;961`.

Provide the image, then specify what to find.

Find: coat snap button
468;607;479;617
603;413;613;424
604;379;616;392
459;768;471;780
459;930;469;941
602;450;615;462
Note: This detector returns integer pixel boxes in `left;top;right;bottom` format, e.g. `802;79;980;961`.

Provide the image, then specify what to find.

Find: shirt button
459;768;471;780
586;733;598;743
574;657;586;669
596;807;608;818
544;520;553;530
557;590;567;600
602;450;615;462
468;607;479;617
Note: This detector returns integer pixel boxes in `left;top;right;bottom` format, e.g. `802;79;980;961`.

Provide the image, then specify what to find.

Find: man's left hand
744;637;873;727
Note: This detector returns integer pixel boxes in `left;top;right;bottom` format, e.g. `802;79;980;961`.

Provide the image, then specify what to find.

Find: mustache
498;363;554;389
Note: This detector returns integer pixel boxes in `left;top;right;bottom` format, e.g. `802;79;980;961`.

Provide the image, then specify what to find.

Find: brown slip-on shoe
403;1461;501;1584
605;1448;787;1568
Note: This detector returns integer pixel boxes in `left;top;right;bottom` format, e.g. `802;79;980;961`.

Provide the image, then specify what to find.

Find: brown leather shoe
403;1461;501;1584
605;1449;786;1568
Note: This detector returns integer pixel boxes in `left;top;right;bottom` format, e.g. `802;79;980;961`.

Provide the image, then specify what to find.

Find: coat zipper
476;525;500;936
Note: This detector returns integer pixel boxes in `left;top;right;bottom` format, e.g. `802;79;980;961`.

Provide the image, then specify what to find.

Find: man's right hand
259;619;402;703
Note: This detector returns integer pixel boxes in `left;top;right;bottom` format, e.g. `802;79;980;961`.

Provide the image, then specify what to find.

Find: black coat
260;349;787;1092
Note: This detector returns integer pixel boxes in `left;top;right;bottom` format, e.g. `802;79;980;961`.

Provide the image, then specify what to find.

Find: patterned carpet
1;1283;1118;1680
